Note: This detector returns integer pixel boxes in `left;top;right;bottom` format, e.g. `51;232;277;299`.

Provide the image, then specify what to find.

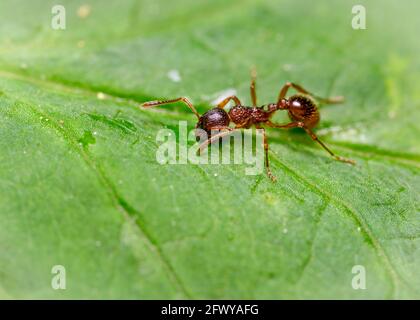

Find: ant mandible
142;70;355;181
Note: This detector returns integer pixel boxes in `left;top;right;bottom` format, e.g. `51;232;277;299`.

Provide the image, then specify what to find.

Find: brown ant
142;71;355;181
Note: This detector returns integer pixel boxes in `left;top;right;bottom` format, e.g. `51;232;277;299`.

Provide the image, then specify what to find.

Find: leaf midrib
3;98;192;299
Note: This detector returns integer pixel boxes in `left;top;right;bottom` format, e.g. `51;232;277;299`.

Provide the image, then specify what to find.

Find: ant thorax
228;106;253;125
228;105;275;126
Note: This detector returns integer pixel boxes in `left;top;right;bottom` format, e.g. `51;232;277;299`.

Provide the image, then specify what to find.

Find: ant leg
301;124;355;164
216;96;242;109
197;127;236;154
265;121;355;164
250;67;257;106
265;121;300;129
142;97;200;120
256;125;276;182
277;82;344;105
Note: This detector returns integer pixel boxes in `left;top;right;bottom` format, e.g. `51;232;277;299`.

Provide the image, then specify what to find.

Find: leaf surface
0;0;419;298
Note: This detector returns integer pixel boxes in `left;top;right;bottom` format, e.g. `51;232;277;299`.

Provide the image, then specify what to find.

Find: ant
142;71;355;181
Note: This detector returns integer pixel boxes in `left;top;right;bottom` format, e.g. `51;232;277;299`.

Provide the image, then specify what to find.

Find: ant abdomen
288;94;320;129
195;108;230;141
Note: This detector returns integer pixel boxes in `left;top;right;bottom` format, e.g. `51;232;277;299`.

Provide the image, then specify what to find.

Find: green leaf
0;0;419;299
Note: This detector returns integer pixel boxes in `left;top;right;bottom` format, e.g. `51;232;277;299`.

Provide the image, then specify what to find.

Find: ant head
195;108;230;141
